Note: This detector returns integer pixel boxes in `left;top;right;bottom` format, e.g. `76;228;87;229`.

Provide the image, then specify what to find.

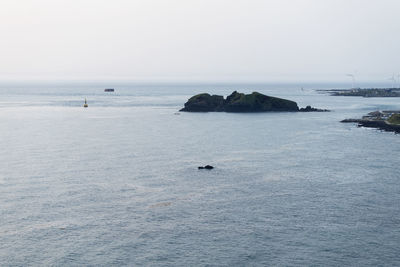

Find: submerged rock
181;91;299;112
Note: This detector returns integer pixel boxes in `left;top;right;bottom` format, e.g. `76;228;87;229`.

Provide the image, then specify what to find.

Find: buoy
83;98;88;108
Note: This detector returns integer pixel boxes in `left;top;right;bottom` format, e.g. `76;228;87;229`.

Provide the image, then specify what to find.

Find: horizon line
0;77;393;85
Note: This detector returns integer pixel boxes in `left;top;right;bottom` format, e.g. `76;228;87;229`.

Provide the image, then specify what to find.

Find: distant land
342;111;400;133
318;88;400;97
180;91;329;112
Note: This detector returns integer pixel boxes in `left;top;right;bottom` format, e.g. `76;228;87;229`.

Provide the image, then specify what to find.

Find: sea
0;81;399;266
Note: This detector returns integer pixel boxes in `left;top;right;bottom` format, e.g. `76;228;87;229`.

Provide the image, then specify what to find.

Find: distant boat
104;88;114;92
83;98;88;108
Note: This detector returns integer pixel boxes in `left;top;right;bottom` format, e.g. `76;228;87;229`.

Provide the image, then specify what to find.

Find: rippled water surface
0;82;399;266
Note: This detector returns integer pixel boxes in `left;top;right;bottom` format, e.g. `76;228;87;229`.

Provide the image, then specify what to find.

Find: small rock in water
198;165;214;170
299;105;330;112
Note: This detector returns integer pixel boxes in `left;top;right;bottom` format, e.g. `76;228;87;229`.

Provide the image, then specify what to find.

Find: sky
1;0;400;82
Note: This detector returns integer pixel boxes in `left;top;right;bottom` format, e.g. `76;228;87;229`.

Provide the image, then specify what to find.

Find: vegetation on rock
388;114;400;125
180;93;224;112
224;91;299;112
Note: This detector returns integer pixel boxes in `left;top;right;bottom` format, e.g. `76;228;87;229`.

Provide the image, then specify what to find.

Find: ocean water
0;82;399;266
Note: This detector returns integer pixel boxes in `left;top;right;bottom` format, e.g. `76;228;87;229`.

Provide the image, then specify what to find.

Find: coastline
341;111;400;133
318;88;400;97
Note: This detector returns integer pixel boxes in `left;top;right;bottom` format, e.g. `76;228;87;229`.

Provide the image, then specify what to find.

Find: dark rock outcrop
198;165;214;170
357;120;400;133
341;118;362;123
180;93;225;112
181;91;299;112
299;105;330;112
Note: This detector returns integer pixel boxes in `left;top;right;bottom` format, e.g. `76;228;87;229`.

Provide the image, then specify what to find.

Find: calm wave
0;82;399;266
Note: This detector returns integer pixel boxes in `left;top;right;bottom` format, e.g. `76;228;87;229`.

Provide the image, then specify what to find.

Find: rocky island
341;111;400;133
180;91;328;112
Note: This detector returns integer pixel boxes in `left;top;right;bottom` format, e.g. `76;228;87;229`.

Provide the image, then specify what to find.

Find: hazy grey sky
1;0;400;82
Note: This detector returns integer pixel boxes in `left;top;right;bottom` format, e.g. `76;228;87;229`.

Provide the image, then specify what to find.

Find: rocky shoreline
341;111;400;133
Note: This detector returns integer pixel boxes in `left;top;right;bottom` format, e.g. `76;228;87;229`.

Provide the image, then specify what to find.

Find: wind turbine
397;73;400;88
388;73;396;88
346;73;355;89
